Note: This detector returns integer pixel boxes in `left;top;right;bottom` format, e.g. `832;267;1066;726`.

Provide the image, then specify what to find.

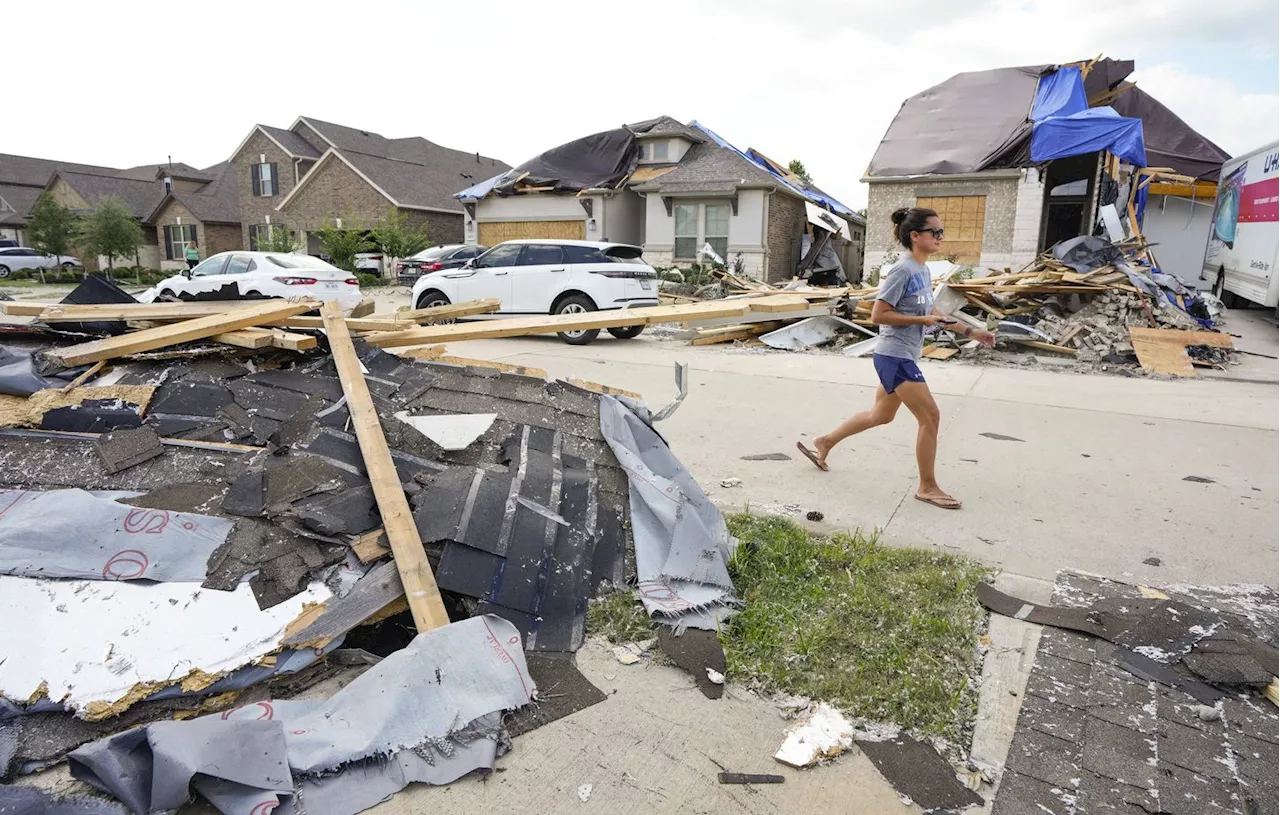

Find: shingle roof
0;184;43;218
169;162;240;224
300;117;506;169
53;171;165;219
341;150;503;212
261;126;322;159
0;153;120;188
629;116;706;143
632;138;780;192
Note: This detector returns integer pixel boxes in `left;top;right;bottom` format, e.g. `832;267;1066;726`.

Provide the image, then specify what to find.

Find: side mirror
182;270;193;279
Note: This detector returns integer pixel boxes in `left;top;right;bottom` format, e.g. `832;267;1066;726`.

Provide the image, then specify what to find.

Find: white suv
410;240;660;344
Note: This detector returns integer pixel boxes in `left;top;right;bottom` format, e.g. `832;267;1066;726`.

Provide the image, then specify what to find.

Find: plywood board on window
478;220;584;245
917;196;986;264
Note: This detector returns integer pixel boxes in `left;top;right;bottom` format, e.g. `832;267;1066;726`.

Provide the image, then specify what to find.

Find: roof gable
49;171;165;219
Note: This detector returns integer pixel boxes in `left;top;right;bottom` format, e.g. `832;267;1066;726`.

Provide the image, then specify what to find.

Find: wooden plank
736;295;812;313
371;298;501;325
1129;326;1232;348
1007;339;1078;355
566;379;644;400
691;330;758;346
0;427;259;453
349;297;376;318
350;529;390;564
265;329;318;351
271;316;406;332
214;329;274;349
393;345;448;361
1129;326;1233;376
61;361;106;392
963;293;1006;318
1058;324;1086;346
365;300;759;348
282;560;405;649
10;300;281;321
922;345;959;360
436;356;549;377
320;300;450;633
42;299;317;367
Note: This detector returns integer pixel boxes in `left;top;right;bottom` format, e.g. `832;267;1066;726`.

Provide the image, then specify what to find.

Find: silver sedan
0;247;82;276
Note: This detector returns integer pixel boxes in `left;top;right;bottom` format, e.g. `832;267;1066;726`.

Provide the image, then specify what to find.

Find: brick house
458;117;864;283
146;163;243;271
229;117;509;262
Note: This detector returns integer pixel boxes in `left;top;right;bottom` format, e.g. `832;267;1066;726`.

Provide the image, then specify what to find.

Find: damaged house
862;58;1230;284
456;116;865;283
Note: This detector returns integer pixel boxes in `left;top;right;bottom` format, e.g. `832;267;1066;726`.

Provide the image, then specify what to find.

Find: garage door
478;220;585;245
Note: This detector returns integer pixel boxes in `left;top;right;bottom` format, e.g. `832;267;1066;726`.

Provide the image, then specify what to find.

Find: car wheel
61;261;76;269
608;325;644;340
0;265;9;278
554;295;600;345
415;290;452;310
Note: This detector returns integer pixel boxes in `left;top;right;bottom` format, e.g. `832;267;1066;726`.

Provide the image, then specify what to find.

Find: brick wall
235;130;298;249
863;173;1021;277
402;209;464;248
278;157;393;232
151;198;239;271
765;193;805;283
204;224;242;258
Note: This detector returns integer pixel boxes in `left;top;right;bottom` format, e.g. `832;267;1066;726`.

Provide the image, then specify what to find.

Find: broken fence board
320;300;450;633
42;300;317;367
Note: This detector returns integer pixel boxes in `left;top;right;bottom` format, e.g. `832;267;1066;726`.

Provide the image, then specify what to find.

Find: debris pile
0;290;740;813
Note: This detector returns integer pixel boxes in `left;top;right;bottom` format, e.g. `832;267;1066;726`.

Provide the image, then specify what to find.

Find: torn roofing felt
599;394;738;630
69;615;533;815
0;489;233;583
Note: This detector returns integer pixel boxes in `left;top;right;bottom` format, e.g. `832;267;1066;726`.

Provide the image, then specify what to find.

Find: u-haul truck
1203;141;1279;308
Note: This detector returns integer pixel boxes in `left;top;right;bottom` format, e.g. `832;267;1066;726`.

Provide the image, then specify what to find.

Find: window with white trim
164;224;196;260
704;204;729;260
674;204;698;260
252;162;278;197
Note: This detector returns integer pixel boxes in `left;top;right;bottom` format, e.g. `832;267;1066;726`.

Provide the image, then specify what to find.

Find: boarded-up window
916;195;985;263
477;220;584;246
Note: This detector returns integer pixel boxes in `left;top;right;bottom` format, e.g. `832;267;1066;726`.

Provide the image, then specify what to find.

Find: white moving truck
1202;141;1279;308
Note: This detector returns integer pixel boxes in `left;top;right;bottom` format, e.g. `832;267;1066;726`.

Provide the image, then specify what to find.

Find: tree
79;196;143;276
371;208;432;275
264;224;302;253
788;159;814;186
316;214;373;273
26;192;78;284
855;208;867;220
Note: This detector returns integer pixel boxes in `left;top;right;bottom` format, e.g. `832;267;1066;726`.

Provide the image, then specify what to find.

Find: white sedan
410;240;659;344
0;247;82;276
144;252;364;310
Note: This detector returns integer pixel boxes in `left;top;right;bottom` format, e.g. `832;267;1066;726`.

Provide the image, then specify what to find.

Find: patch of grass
723;513;991;744
586;586;654;644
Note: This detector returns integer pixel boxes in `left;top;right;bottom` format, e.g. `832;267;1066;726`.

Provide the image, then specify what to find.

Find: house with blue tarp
861;58;1229;284
455;116;865;283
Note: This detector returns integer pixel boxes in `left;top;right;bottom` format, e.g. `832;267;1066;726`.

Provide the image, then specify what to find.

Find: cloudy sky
4;0;1276;208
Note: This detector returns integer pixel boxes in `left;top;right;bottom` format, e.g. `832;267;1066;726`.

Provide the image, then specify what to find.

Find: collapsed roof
867;58;1229;181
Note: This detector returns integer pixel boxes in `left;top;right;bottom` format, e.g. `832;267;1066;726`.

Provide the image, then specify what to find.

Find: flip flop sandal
915;494;962;510
796;441;829;472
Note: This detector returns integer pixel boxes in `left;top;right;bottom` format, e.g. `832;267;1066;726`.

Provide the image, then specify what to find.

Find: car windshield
413;247;450;260
265;254;340;271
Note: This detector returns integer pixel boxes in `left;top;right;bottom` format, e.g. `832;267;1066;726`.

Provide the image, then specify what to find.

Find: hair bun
890;208;908;226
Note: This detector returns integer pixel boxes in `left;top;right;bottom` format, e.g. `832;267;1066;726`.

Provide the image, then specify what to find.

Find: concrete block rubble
0;289;738;814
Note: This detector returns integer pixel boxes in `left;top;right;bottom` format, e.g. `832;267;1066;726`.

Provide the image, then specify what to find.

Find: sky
3;0;1276;210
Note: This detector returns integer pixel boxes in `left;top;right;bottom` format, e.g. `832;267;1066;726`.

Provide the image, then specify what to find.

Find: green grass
586;587;654;644
723;513;991;744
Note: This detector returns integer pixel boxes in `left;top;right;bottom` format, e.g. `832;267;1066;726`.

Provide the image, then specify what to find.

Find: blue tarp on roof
1030;66;1088;121
454;172;506;200
1029;68;1147;168
689;121;861;223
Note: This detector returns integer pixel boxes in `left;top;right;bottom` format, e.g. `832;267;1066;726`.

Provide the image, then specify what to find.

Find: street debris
773;703;854;768
717;772;784;785
720;477;743;488
576;783;593;803
0;293;742;812
853;732;983;812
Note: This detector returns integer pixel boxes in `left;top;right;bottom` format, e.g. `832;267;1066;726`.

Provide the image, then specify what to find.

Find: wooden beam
963;293;1007;319
370;298;501;325
350;528;390;564
61;361;106;392
349;297;376;318
436;356;548;377
214;329;274;349
319;300;449;633
1007;339;1078;355
42;299;317;368
272;315;406;332
5;300;303;321
265;329;318;351
566;379;644;400
365;299;766;348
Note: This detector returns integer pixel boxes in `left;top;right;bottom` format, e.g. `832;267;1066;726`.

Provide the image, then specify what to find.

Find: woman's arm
929;306;997;347
871;299;947;326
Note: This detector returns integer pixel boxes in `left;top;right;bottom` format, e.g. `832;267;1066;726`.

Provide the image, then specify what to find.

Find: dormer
635;134;694;165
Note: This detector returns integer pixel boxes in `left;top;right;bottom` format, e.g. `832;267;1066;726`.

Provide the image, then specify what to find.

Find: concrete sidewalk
437;333;1279;589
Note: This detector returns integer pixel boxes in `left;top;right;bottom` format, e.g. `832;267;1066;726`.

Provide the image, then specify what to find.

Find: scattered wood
922;346;960;360
436;356;549;378
566;379;643;400
320;300;450;633
42;300;317;368
394;345;448;361
348;297;376;318
0;385;156;428
350;529;391;564
370;299;501;325
61;361;106;392
1007;339;1078;356
213;329;274;350
1129;326;1233;376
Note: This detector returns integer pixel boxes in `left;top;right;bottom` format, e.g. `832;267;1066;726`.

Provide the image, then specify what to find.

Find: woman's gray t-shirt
876;257;933;360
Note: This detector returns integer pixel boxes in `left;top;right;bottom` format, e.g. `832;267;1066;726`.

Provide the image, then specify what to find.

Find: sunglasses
915;227;945;239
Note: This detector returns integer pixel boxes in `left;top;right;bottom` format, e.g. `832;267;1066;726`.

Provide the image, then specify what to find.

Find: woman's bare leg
813;386;901;466
893;380;959;506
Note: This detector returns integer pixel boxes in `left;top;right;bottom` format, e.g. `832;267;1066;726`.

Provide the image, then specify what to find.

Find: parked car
354;252;385;274
0;239;18;249
410;239;659;345
0;247;82;276
144;251;364;310
396;244;487;284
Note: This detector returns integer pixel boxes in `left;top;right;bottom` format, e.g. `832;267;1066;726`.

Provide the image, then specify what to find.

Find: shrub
357;273;389;289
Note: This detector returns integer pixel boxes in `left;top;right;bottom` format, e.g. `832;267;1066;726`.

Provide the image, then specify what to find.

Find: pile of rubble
0;287;738;813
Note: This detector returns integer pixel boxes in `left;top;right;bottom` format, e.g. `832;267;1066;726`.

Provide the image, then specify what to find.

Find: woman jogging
797;207;995;509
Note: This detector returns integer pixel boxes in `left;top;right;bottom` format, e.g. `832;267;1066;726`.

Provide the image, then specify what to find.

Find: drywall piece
842;336;880;357
0;574;330;718
392;411;496;451
760;316;872;351
774;703;854;768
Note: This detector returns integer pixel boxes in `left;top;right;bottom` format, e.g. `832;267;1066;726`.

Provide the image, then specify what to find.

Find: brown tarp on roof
867;65;1050;177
